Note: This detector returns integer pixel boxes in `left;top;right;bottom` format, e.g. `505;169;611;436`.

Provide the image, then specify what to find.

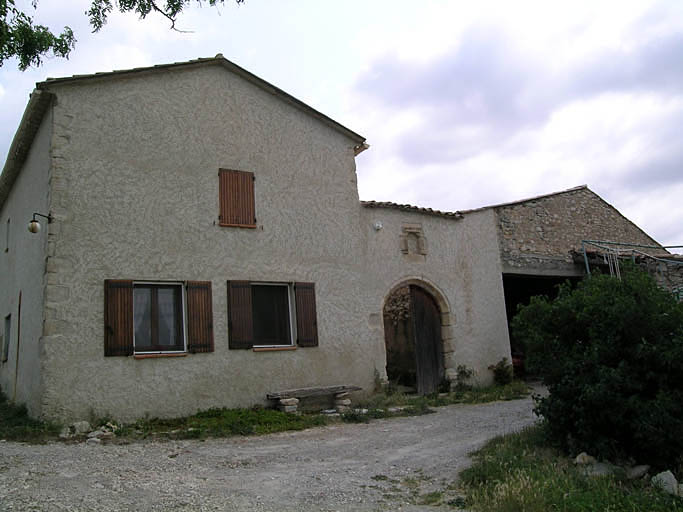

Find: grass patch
460;424;683;512
0;391;60;442
357;380;529;411
418;490;443;505
116;406;327;440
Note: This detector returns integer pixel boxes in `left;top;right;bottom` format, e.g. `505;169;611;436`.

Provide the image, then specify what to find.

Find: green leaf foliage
1;0;75;70
87;0;244;32
512;266;683;468
2;0;244;70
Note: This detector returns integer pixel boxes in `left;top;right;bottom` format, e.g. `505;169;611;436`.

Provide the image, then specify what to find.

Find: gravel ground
0;397;537;511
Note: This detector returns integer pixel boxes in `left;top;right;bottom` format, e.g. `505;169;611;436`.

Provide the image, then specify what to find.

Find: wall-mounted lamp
28;212;53;234
373;221;383;231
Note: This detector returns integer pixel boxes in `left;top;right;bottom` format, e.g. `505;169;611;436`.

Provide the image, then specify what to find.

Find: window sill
219;222;257;229
134;353;188;359
253;346;297;352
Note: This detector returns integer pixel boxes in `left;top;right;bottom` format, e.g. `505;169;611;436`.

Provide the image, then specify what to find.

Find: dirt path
0;397;537;511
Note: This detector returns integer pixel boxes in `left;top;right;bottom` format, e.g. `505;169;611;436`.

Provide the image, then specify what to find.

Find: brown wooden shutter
228;281;254;349
104;280;133;356
295;282;318;347
186;281;214;353
219;169;256;228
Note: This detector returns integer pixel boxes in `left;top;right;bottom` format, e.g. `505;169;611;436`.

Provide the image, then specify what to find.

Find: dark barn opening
502;274;580;376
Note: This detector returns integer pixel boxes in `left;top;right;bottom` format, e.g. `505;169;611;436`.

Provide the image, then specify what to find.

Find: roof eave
37;56;367;146
0;89;53;212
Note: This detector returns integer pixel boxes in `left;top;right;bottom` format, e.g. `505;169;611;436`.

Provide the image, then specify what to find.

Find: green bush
488;357;513;386
512;266;683;468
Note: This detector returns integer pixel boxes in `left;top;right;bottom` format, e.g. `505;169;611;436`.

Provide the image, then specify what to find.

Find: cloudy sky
3;0;683;246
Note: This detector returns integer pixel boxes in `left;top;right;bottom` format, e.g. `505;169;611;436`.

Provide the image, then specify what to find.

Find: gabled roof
0;89;53;211
1;55;367;211
361;200;464;219
37;54;366;145
458;185;589;213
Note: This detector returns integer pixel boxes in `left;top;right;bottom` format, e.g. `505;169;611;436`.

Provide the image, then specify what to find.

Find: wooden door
409;286;443;394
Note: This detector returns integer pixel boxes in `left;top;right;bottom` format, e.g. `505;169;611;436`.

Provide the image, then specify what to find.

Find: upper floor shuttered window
218;169;256;228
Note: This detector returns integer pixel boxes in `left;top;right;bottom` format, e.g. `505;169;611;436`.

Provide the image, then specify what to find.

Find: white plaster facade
0;56;515;421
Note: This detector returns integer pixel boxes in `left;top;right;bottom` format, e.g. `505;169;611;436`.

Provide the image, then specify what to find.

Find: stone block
334;399;352;406
278;398;299;406
334;392;349;399
335;405;351;413
278;405;298;413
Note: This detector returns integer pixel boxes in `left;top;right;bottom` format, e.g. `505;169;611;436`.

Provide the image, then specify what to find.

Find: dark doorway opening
503;273;581;376
383;285;444;394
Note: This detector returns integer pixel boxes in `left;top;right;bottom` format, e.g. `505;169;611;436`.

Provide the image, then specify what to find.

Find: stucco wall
39;64;377;422
0;110;51;415
496;187;662;276
361;206;511;386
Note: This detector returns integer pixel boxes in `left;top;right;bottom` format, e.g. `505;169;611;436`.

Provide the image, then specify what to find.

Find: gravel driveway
0;396;537;511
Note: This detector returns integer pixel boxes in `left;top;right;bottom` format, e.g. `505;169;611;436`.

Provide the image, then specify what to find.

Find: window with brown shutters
227;281;319;349
295;282;318;347
227;281;254;349
104;280;134;356
104;280;214;356
219;169;256;228
186;281;214;353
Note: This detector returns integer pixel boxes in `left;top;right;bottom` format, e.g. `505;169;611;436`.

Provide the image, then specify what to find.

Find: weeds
461;424;683;512
116;407;327;440
0;391;60;442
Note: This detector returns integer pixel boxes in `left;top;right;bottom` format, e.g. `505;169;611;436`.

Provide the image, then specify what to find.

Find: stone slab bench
267;385;362;413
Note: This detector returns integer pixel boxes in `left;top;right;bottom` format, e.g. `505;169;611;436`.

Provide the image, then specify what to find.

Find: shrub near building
512;266;683;469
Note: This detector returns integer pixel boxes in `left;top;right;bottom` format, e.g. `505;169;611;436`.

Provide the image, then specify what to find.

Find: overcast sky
3;0;683;247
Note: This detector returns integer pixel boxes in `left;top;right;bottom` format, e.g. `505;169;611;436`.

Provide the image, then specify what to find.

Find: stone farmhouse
0;56;663;422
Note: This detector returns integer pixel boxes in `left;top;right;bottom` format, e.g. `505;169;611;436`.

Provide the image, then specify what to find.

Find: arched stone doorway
383;282;446;394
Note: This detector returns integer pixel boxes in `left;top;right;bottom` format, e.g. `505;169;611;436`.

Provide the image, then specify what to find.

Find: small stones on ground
85;438;101;445
59;426;72;439
652;470;678;496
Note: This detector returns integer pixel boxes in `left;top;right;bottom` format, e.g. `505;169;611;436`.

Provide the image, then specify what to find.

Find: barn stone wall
494;186;662;276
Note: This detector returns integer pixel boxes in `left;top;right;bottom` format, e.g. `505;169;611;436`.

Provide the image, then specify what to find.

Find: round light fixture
28;220;41;233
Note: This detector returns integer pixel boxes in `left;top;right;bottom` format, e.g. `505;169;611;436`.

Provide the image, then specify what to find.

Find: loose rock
652;470;678;496
72;421;91;435
574;452;596;465
626;465;650;480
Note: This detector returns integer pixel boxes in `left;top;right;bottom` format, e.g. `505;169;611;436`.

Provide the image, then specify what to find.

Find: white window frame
252;282;297;348
132;281;188;354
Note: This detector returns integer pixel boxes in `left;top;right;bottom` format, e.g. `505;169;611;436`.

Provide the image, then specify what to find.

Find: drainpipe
13;290;21;402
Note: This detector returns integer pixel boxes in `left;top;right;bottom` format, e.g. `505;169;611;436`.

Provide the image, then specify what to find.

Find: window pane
157;287;180;347
252;285;290;345
134;287;152;348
